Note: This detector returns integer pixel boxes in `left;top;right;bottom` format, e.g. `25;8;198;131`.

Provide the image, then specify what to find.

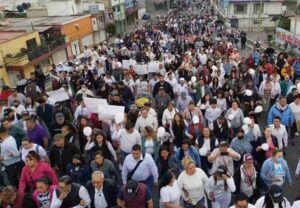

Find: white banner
122;59;137;69
135;64;148;75
47;88;69;102
98;105;125;120
84;97;108;113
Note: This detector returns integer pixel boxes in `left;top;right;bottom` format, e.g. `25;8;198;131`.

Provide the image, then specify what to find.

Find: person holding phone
208;141;241;176
205;165;236;208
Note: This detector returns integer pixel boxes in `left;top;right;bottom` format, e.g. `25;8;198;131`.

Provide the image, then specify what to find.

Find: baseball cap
243;154;254;163
126;180;138;196
180;77;185;81
55;113;65;119
216;165;227;175
220;140;228;146
55;102;62;107
269;185;283;203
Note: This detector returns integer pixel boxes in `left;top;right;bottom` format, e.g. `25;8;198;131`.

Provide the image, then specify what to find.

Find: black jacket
50;142;81;176
86;179;119;208
153;81;175;99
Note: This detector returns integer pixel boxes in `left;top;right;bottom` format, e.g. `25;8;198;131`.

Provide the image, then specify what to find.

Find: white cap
180;78;185;81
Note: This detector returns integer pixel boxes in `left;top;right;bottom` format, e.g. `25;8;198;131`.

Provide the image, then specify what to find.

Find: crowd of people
0;0;300;207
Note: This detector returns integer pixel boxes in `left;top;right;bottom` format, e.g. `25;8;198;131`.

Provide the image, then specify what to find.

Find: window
26;38;37;50
253;19;262;25
234;4;247;14
253;3;264;14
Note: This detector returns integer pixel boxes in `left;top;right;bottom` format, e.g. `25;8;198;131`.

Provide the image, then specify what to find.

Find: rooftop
0;14;91;32
0;30;28;43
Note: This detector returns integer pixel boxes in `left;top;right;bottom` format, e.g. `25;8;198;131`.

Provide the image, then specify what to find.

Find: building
275;14;300;54
103;0;126;34
0;30;61;86
125;0;138;26
214;0;284;30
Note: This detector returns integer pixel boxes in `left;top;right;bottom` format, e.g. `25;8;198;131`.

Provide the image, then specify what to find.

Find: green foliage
277;16;291;31
105;23;117;36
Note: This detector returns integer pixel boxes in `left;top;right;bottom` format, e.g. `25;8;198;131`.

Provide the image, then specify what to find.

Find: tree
277;16;291;31
105;23;117;36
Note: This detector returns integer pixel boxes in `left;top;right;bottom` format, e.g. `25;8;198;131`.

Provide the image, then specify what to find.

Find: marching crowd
0;0;300;207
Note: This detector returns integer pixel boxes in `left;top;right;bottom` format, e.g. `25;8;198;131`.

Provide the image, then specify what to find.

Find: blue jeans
184;197;206;208
141;175;154;194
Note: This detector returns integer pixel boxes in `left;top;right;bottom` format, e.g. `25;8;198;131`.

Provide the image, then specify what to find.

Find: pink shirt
265;140;275;158
19;162;58;193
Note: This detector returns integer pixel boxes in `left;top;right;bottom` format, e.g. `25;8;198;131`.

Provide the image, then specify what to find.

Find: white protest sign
135;64;148;75
98;105;125;120
84;97;108;113
122;59;137;69
148;61;161;73
47;88;69;102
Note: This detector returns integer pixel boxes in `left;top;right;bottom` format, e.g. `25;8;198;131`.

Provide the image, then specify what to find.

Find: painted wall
0;31;41;57
61;16;93;43
46;0;78;16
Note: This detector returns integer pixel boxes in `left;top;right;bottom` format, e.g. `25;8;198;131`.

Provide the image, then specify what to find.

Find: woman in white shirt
177;156;208;207
24;96;38;115
205;165;236;208
162;102;177;127
159;171;181;208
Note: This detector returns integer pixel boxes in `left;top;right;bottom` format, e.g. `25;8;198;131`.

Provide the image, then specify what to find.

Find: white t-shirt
20;144;47;163
177;168;208;205
160;181;181;208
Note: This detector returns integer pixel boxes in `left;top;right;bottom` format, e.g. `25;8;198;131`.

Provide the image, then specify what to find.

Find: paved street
142;0;300;203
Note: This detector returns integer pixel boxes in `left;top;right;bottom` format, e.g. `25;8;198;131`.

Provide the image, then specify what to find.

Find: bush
267;34;273;42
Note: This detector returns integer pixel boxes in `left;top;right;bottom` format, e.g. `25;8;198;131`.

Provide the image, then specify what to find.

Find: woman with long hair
255;184;291;208
85;131;117;162
157;145;180;178
170;113;186;148
205;165;236;208
255;127;279;167
159;171;181;208
19;151;58;194
225;100;244;135
175;139;201;168
141;126;160;161
90;150;120;184
33;176;57;208
24;96;38;115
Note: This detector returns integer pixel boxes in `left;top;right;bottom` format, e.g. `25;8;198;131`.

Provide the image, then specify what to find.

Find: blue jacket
267;103;294;126
292;60;300;75
175;145;201;168
260;158;292;188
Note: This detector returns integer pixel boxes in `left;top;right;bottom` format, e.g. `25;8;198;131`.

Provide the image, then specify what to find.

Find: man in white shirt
229;193;255;208
122;144;158;194
269;116;288;150
135;108;158;134
115;122;141;163
0;126;21;187
86;171;118;208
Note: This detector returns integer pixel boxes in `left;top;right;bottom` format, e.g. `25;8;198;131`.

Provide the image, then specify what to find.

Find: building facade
214;0;284;30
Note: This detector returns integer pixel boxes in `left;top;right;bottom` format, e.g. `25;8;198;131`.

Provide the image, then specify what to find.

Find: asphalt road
143;0;300;204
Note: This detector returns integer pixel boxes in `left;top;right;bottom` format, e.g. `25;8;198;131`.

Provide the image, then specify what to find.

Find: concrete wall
46;0;78;16
290;16;300;37
52;48;68;65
